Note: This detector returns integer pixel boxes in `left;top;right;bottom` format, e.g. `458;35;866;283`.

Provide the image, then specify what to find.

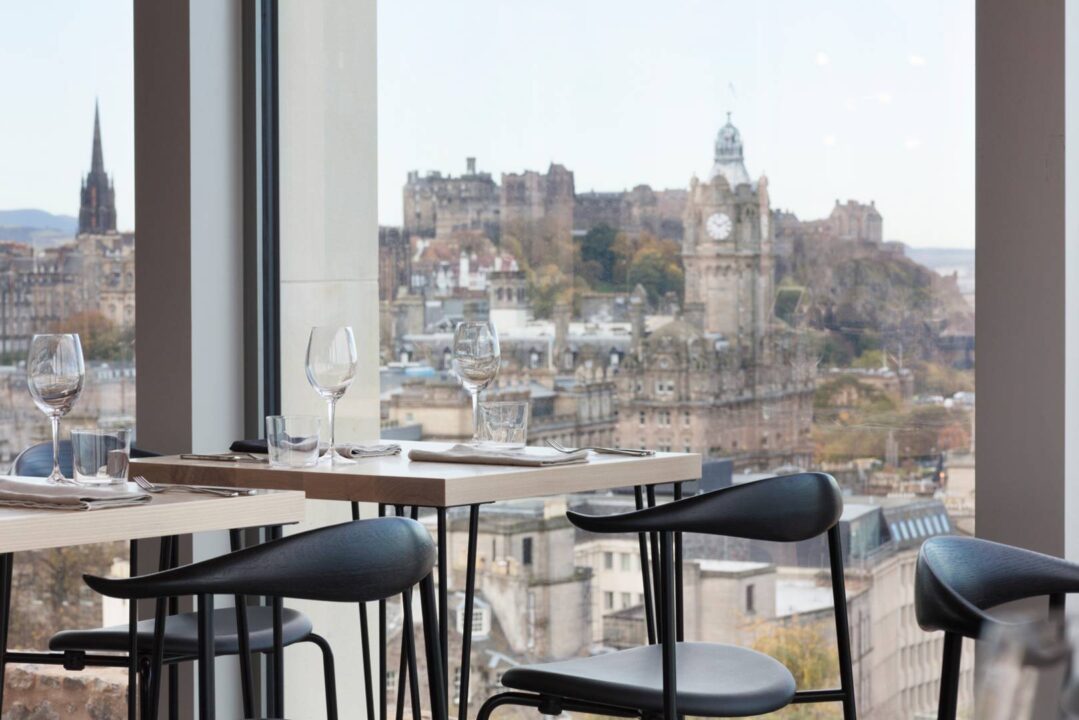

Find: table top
0;481;306;554
131;441;703;507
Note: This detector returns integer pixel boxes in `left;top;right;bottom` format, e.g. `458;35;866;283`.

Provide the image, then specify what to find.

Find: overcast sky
1;1;973;249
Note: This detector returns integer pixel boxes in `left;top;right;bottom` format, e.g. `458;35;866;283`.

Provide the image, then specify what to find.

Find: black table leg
457;505;480;720
0;552;13;714
352;502;376;720
230;529;255;719
633;486;657;644
673;481;685;642
436;507;448;690
128;539;139;720
645;486;663;643
168;537;179;720
378;503;387;720
268;524;284;717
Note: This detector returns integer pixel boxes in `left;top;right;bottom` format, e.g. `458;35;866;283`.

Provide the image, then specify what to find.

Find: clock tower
682;115;773;347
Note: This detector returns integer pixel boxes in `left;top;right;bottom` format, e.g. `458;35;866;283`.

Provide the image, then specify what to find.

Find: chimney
466;157;476;174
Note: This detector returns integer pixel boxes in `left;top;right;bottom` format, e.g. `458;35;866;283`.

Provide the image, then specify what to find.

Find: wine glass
27;334;85;484
452;321;501;444
305;326;358;465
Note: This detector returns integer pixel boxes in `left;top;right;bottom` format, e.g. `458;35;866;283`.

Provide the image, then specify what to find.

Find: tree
50;310;131;361
752;619;842;719
578;224;618;285
626;236;684;305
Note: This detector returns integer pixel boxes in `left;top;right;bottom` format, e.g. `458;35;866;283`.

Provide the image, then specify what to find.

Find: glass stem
50;414;61;481
328;396;337;456
472;390;479;443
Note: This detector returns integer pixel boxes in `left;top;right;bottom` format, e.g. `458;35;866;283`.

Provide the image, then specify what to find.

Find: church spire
91;100;104;174
78;100;117;235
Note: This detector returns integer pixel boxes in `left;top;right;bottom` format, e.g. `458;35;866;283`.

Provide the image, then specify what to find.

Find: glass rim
479;400;530;409
265;414;322;422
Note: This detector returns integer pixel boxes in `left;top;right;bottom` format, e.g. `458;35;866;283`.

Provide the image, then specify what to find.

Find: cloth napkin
0;477;151;511
230;439;401;459
408;444;588;467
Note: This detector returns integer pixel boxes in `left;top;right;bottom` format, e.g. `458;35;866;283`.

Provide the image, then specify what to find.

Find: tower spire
91;99;104;174
79;100;117;235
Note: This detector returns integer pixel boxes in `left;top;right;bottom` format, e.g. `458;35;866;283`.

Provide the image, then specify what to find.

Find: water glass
71;428;132;484
478;400;529;448
266;415;321;468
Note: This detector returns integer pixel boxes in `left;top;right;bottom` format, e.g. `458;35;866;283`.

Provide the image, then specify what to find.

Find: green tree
579;224;618;285
752;619;842;719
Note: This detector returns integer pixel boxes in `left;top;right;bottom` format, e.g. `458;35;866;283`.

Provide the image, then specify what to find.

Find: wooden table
132;441;703;720
0;481;306;719
131;440;702;506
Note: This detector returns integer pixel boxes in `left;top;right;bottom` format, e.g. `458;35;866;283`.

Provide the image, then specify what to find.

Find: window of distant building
682;411;691;426
522;537;533;566
745;584;755;614
604;591;614;610
620;553;631;571
639;411;646;425
621;592;632;608
603;551;613;570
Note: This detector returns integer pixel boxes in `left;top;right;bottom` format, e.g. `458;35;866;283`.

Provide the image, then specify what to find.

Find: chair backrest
916;535;1079;639
12;440;159;478
566;472;843;542
85;517;436;603
12;441;75;478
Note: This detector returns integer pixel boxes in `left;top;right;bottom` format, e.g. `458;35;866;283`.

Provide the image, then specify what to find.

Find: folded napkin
408;444;588;467
230;439;401;460
0;477;151;511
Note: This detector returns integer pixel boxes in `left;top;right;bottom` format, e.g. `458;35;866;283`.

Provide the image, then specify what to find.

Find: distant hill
0;209;78;235
0;209;78;248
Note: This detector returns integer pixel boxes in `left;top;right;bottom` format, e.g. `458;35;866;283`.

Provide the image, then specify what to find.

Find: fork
133;475;253;498
545;439;655;457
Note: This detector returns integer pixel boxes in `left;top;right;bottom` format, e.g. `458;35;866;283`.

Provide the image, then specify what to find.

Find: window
621;592;632;608
521;537;533;566
603;551;613;570
604;591;614;610
378;2;974;715
2;2;137;711
620;553;631;572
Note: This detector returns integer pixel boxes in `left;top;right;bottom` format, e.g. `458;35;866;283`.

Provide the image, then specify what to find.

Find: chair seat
49;607;312;656
501;641;796;717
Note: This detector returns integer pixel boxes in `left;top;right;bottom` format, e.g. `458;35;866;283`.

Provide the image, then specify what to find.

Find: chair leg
476;691;544;720
306;633;339;720
937;632;962;720
827;524;857;719
419;574;447;720
197;594;216;719
0;553;14;715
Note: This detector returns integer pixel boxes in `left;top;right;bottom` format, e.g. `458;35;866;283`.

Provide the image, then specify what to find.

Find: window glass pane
379;1;974;717
0;2;135;713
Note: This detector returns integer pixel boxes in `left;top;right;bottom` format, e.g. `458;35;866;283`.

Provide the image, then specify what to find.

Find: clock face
706;212;732;240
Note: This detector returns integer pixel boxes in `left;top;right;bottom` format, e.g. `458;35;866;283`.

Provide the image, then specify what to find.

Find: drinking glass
71;427;131;484
27;333;85;484
305;326;358;465
265;415;321;468
452;321;501;443
478;400;529;448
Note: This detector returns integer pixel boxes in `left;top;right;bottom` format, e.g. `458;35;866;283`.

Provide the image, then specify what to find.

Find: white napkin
0;477;151;511
408;444;588;467
334;443;401;459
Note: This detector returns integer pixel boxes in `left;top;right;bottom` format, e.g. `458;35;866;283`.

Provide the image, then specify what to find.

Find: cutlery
180;452;267;463
133;475;254;497
545;439;655;457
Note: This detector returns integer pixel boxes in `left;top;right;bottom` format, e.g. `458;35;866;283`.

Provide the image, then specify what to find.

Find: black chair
10;439;161;478
477;472;857;720
85;517;447;720
10;441;335;720
915;535;1079;720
